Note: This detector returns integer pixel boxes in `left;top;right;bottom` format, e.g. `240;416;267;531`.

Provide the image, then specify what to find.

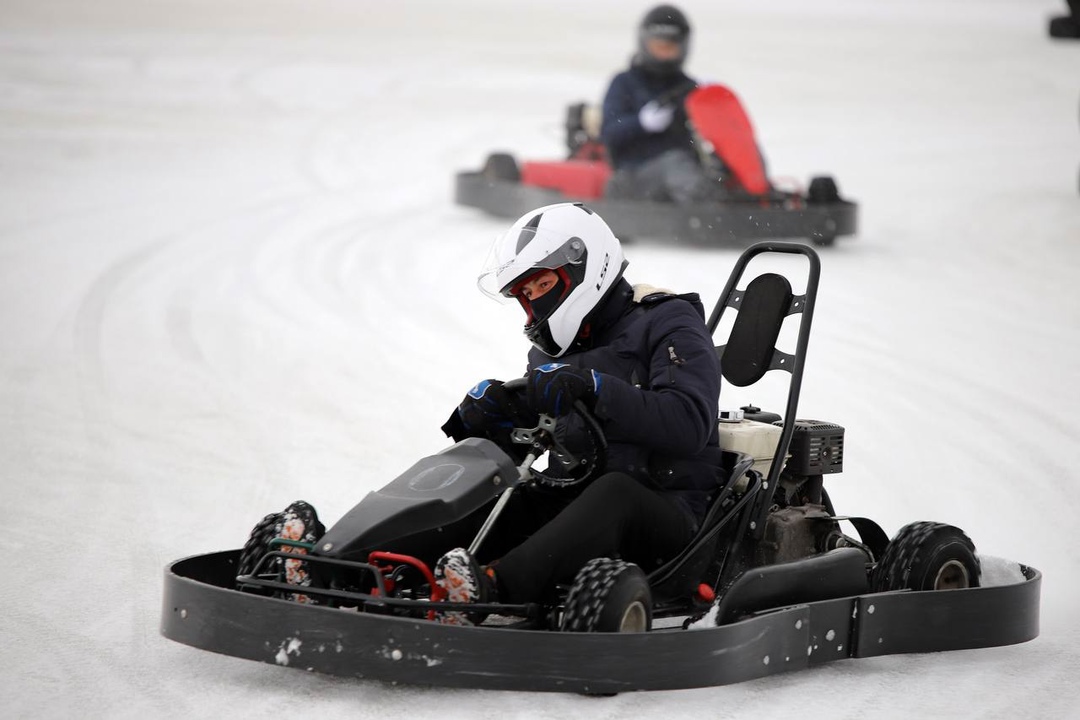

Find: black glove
527;363;601;417
456;379;519;435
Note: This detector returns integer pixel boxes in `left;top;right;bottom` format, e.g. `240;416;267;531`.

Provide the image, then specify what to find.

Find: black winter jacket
526;279;723;524
600;64;698;170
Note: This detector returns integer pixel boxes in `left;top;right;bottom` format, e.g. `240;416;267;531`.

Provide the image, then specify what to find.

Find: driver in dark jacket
600;5;715;204
436;202;722;623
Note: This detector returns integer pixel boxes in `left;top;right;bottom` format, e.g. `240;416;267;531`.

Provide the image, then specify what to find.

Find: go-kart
161;242;1039;694
454;84;858;247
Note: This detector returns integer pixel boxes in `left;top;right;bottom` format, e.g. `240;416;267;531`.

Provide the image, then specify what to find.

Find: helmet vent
516;213;543;253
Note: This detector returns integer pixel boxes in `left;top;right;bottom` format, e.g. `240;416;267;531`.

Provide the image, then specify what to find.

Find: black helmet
635;5;691;77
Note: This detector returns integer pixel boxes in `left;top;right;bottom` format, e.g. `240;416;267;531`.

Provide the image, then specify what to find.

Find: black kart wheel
235;501;325;595
806;175;840;204
561;558;652;633
806;177;840;247
482;152;521;182
871;521;981;592
1049;16;1080;39
236;511;282;588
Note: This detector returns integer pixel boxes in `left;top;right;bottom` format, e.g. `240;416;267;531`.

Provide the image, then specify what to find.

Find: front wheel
236;511;283;587
561;558;652;633
235;501;325;599
871;521;981;592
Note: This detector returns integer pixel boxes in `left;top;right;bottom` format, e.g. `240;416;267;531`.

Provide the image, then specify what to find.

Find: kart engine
720;410;847;565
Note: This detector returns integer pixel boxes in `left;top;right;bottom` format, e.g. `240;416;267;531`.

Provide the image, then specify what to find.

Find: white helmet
478;202;627;357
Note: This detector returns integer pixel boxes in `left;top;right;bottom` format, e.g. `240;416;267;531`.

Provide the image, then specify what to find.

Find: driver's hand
638;100;675;133
527;364;601;417
457;379;519;434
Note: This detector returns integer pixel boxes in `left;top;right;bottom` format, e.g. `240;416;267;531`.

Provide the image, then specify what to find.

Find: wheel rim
618;601;648;633
933;560;970;590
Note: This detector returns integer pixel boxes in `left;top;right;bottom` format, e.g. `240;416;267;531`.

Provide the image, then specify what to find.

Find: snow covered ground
2;0;1079;717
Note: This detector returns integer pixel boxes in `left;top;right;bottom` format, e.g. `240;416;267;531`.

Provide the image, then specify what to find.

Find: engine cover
783;419;845;476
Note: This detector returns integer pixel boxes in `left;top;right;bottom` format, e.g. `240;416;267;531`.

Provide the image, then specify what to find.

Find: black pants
479;472;694;604
605;148;719;205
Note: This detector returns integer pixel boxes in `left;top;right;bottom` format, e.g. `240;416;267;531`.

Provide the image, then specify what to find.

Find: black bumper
162;550;1040;694
454;172;858;246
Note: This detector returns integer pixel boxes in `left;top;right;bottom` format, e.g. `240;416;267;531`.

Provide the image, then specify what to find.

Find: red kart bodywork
521;160;611;200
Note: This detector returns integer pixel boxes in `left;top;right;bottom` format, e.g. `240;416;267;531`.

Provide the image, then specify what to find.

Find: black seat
715;272;795;387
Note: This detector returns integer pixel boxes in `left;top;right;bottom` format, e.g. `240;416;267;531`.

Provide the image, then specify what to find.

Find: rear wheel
806;175;840;204
561;558;652;633
482;152;521;182
1048;16;1080;38
871;521;980;592
806;179;839;247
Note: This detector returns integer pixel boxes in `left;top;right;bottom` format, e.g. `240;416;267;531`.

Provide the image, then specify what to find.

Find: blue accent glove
457;379;517;434
527;363;602;417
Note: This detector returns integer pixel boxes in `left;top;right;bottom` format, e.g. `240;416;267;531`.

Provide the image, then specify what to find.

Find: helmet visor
476;225;587;301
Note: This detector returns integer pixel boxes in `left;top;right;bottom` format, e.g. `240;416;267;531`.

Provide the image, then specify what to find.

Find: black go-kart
161;243;1040;694
454;88;858;248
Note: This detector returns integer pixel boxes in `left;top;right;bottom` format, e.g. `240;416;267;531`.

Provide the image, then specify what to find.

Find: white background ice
2;0;1079;717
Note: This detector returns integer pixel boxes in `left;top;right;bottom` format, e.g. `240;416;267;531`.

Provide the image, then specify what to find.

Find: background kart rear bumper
454;171;858;246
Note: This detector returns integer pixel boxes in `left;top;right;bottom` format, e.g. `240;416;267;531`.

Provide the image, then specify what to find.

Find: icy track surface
2;0;1079;718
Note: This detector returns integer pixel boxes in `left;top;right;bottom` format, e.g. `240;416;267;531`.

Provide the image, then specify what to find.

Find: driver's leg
472;483;574;566
491;472;693;604
660;148;717;204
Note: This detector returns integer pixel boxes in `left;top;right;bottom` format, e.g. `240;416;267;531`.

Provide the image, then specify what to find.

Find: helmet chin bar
521;260;590;357
523;320;563;358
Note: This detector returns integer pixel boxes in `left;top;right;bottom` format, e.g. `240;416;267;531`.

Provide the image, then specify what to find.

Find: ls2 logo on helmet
595;252;610;291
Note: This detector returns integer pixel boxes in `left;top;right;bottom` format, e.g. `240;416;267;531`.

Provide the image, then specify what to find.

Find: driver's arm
600;73;649;154
592;302;720;455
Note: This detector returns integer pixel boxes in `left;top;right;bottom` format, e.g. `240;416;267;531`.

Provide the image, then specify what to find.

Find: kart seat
714;272;794;388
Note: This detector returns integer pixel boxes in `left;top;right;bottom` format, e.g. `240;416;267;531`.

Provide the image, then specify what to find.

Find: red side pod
521;160;612;200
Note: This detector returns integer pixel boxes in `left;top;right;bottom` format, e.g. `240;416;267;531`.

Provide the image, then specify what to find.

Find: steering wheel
501;377;608;488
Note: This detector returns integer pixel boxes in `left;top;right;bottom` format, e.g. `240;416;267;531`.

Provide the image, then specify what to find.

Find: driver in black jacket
600;5;715;204
435;202;722;624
